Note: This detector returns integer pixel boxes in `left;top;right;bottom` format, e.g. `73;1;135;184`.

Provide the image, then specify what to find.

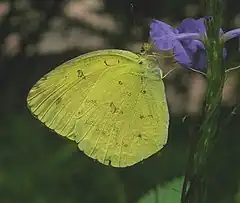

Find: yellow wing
27;49;169;167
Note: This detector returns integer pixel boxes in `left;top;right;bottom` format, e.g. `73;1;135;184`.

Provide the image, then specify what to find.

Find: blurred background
0;0;240;202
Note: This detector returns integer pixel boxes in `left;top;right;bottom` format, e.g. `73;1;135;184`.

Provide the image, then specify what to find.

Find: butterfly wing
27;49;169;167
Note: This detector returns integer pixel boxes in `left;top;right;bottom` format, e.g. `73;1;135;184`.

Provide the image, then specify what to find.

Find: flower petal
178;18;198;33
150;19;176;50
192;49;207;70
178;18;206;34
153;37;176;50
221;28;240;42
189;40;205;51
150;19;175;38
149;17;229;71
176;33;201;41
173;41;191;66
195;18;206;34
219;28;224;37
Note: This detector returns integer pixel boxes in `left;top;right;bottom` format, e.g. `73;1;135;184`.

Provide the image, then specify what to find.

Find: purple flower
150;18;240;70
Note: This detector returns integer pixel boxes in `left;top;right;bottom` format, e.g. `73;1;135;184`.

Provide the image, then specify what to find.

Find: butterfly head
137;55;163;79
140;43;153;54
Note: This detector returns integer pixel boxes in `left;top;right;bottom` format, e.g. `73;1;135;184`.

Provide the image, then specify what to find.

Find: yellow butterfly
27;47;169;167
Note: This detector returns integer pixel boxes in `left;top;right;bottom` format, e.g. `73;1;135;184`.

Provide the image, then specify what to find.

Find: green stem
181;0;225;202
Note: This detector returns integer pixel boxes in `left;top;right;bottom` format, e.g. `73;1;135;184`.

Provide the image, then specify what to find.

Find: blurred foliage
138;177;183;203
0;0;240;203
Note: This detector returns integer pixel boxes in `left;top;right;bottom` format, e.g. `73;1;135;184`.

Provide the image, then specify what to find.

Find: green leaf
138;177;183;203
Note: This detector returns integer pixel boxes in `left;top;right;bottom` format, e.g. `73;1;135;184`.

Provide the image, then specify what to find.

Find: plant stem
181;0;225;202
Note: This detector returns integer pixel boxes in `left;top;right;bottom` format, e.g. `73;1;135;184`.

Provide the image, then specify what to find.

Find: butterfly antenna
130;2;144;43
130;2;136;28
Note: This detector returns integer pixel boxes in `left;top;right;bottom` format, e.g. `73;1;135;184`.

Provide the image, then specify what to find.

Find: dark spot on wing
140;75;145;83
126;92;132;97
106;159;112;166
147;114;153;118
109;102;123;114
77;111;81;116
104;59;120;66
124;144;128;147
139;61;143;64
118;81;123;85
91;100;97;105
77;69;86;79
139;114;153;120
137;133;142;138
110;102;117;114
55;97;62;105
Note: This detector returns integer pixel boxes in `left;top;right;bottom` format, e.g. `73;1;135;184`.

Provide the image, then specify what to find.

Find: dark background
0;0;240;202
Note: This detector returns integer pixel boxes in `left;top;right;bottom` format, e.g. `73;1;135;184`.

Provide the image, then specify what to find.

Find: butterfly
27;47;169;167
